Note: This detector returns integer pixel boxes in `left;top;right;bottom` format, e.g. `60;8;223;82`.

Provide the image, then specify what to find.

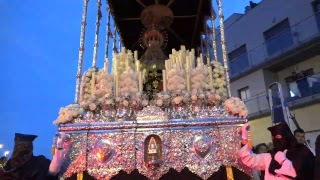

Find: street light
0;144;3;149
4;151;9;157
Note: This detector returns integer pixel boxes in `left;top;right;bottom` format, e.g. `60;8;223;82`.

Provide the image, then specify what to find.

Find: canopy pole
74;0;89;104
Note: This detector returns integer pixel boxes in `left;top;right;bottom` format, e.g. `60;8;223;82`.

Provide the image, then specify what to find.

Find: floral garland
115;92;149;109
154;91;171;108
210;61;228;101
53;104;84;124
224;97;248;117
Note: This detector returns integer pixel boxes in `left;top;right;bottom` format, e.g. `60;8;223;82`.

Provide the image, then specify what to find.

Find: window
264;19;294;56
312;0;320;29
285;68;314;98
312;0;320;12
238;86;251;100
228;44;250;77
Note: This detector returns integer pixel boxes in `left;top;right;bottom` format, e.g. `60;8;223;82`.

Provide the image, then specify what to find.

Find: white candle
162;70;167;92
135;60;140;72
122;47;126;53
113;57;118;75
186;71;190;91
165;60;169;70
104;58;109;74
134;51;138;61
200;54;203;64
181;45;186;51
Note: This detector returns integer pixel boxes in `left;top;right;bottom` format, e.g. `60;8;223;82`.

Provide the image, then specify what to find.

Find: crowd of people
0;124;319;180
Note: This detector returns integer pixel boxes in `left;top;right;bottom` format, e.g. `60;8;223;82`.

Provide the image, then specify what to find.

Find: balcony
229;12;320;79
243;73;320;119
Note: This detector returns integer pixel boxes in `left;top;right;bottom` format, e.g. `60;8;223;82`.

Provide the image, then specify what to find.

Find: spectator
252;143;268;180
267;142;274;150
294;128;315;155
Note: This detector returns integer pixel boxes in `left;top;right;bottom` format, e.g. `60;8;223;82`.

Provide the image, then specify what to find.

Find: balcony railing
229;12;320;78
243;73;320;118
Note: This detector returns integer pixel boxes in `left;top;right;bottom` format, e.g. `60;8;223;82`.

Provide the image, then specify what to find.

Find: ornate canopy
107;0;212;57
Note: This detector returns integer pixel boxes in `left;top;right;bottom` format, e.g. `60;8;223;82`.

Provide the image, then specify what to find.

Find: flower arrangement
210;61;228;101
190;89;206;103
166;65;186;92
53;104;84;124
206;89;222;106
224;97;248;117
80;68;115;112
171;90;190;105
119;68;139;96
190;63;210;90
154;91;171;107
130;92;149;109
80;68;98;102
95;70;113;99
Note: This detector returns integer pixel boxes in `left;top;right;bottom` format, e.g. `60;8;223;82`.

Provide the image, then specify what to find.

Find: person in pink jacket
238;122;314;180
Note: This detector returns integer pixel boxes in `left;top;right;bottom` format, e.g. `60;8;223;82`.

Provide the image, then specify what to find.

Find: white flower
142;100;149;106
123;100;129;107
89;103;97;111
156;99;163;106
173;96;182;104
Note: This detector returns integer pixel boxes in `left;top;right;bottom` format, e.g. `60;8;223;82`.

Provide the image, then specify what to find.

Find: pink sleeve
274;159;297;178
237;144;267;171
48;139;66;175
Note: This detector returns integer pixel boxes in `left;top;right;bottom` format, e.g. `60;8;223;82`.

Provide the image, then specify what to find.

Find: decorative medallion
193;136;211;158
94;139;115;163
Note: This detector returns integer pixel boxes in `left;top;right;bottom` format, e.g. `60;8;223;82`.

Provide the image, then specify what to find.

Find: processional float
53;0;253;179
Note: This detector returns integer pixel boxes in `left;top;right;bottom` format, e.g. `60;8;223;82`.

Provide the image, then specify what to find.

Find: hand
274;158;297;178
240;123;250;140
56;132;68;146
275;149;287;165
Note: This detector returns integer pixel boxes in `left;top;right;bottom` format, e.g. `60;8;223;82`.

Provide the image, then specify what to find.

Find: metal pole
74;0;90;104
216;0;231;98
104;7;112;60
91;0;102;68
113;26;118;54
210;1;218;61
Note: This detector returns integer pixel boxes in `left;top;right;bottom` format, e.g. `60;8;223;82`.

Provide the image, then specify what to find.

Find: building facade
215;0;320;149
